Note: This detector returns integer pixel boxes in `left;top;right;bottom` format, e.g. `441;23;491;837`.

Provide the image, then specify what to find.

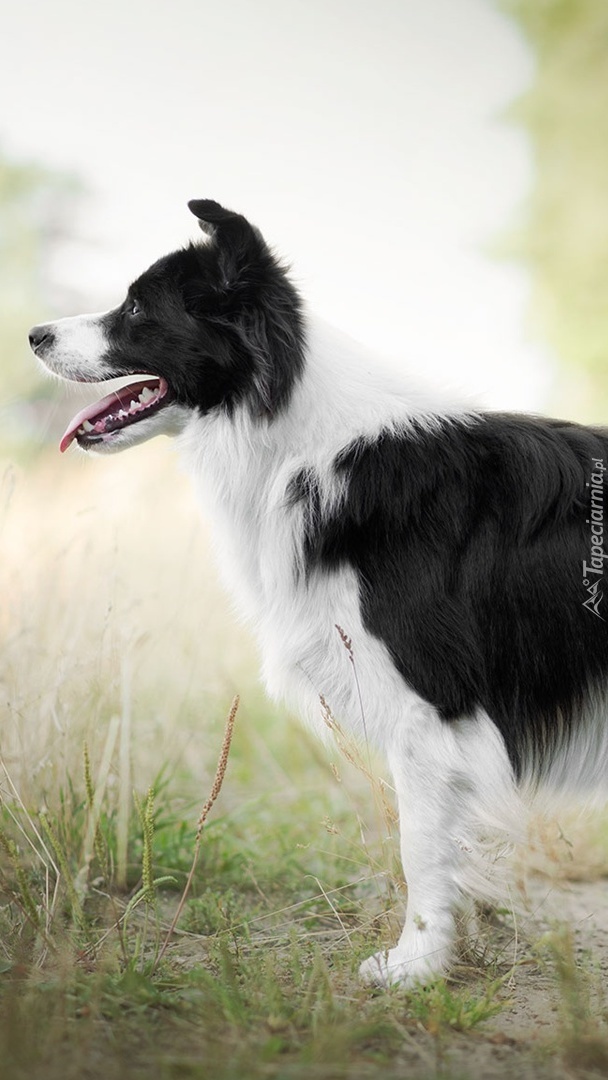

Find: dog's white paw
359;944;449;989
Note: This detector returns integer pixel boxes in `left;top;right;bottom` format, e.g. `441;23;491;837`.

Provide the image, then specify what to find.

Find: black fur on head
102;200;306;417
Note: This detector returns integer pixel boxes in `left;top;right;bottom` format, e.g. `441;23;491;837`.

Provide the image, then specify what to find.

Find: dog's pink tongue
59;379;163;452
60;390;119;453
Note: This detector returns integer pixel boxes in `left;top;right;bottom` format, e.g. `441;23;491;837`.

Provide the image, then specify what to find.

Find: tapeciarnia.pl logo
582;457;606;620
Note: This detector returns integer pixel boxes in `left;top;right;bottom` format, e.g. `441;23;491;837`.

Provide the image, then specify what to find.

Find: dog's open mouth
60;376;173;452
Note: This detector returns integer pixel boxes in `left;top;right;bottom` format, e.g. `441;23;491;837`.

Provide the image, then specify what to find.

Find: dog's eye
128;300;141;317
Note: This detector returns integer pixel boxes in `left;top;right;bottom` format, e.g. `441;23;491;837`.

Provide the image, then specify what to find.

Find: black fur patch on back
297;413;608;777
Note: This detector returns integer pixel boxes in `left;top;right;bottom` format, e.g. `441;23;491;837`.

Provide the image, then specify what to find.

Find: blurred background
1;0;607;794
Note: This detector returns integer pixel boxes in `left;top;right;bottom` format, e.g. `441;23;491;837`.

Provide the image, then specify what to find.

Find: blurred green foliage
501;0;608;421
0;149;79;402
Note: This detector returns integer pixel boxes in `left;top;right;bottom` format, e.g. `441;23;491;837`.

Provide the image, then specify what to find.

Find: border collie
29;200;608;988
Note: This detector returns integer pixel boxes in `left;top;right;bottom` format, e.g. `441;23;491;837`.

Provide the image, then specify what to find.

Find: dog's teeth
139;386;155;404
81;420;94;432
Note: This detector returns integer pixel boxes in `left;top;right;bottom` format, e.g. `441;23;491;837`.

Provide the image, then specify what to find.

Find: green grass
0;694;511;1080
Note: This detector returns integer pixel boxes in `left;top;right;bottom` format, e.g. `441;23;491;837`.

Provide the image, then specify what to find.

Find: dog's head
29;200;305;453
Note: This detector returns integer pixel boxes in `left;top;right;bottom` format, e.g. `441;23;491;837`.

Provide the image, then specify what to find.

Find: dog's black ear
187;199;305;414
188;199;256;242
187;199;267;307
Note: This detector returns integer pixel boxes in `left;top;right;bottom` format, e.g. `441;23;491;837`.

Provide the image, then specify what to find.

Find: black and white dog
29;201;608;988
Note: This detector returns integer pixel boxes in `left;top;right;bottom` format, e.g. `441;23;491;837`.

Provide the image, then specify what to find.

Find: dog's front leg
360;721;471;988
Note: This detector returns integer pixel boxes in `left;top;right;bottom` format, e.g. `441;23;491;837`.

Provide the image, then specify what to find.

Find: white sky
2;0;550;408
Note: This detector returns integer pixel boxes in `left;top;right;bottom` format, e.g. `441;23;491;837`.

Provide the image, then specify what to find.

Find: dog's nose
29;323;54;352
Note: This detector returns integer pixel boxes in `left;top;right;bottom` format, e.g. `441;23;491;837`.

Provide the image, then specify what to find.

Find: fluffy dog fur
29;200;608;987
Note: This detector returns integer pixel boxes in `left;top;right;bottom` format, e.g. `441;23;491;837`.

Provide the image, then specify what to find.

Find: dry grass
0;445;250;793
156;693;240;967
